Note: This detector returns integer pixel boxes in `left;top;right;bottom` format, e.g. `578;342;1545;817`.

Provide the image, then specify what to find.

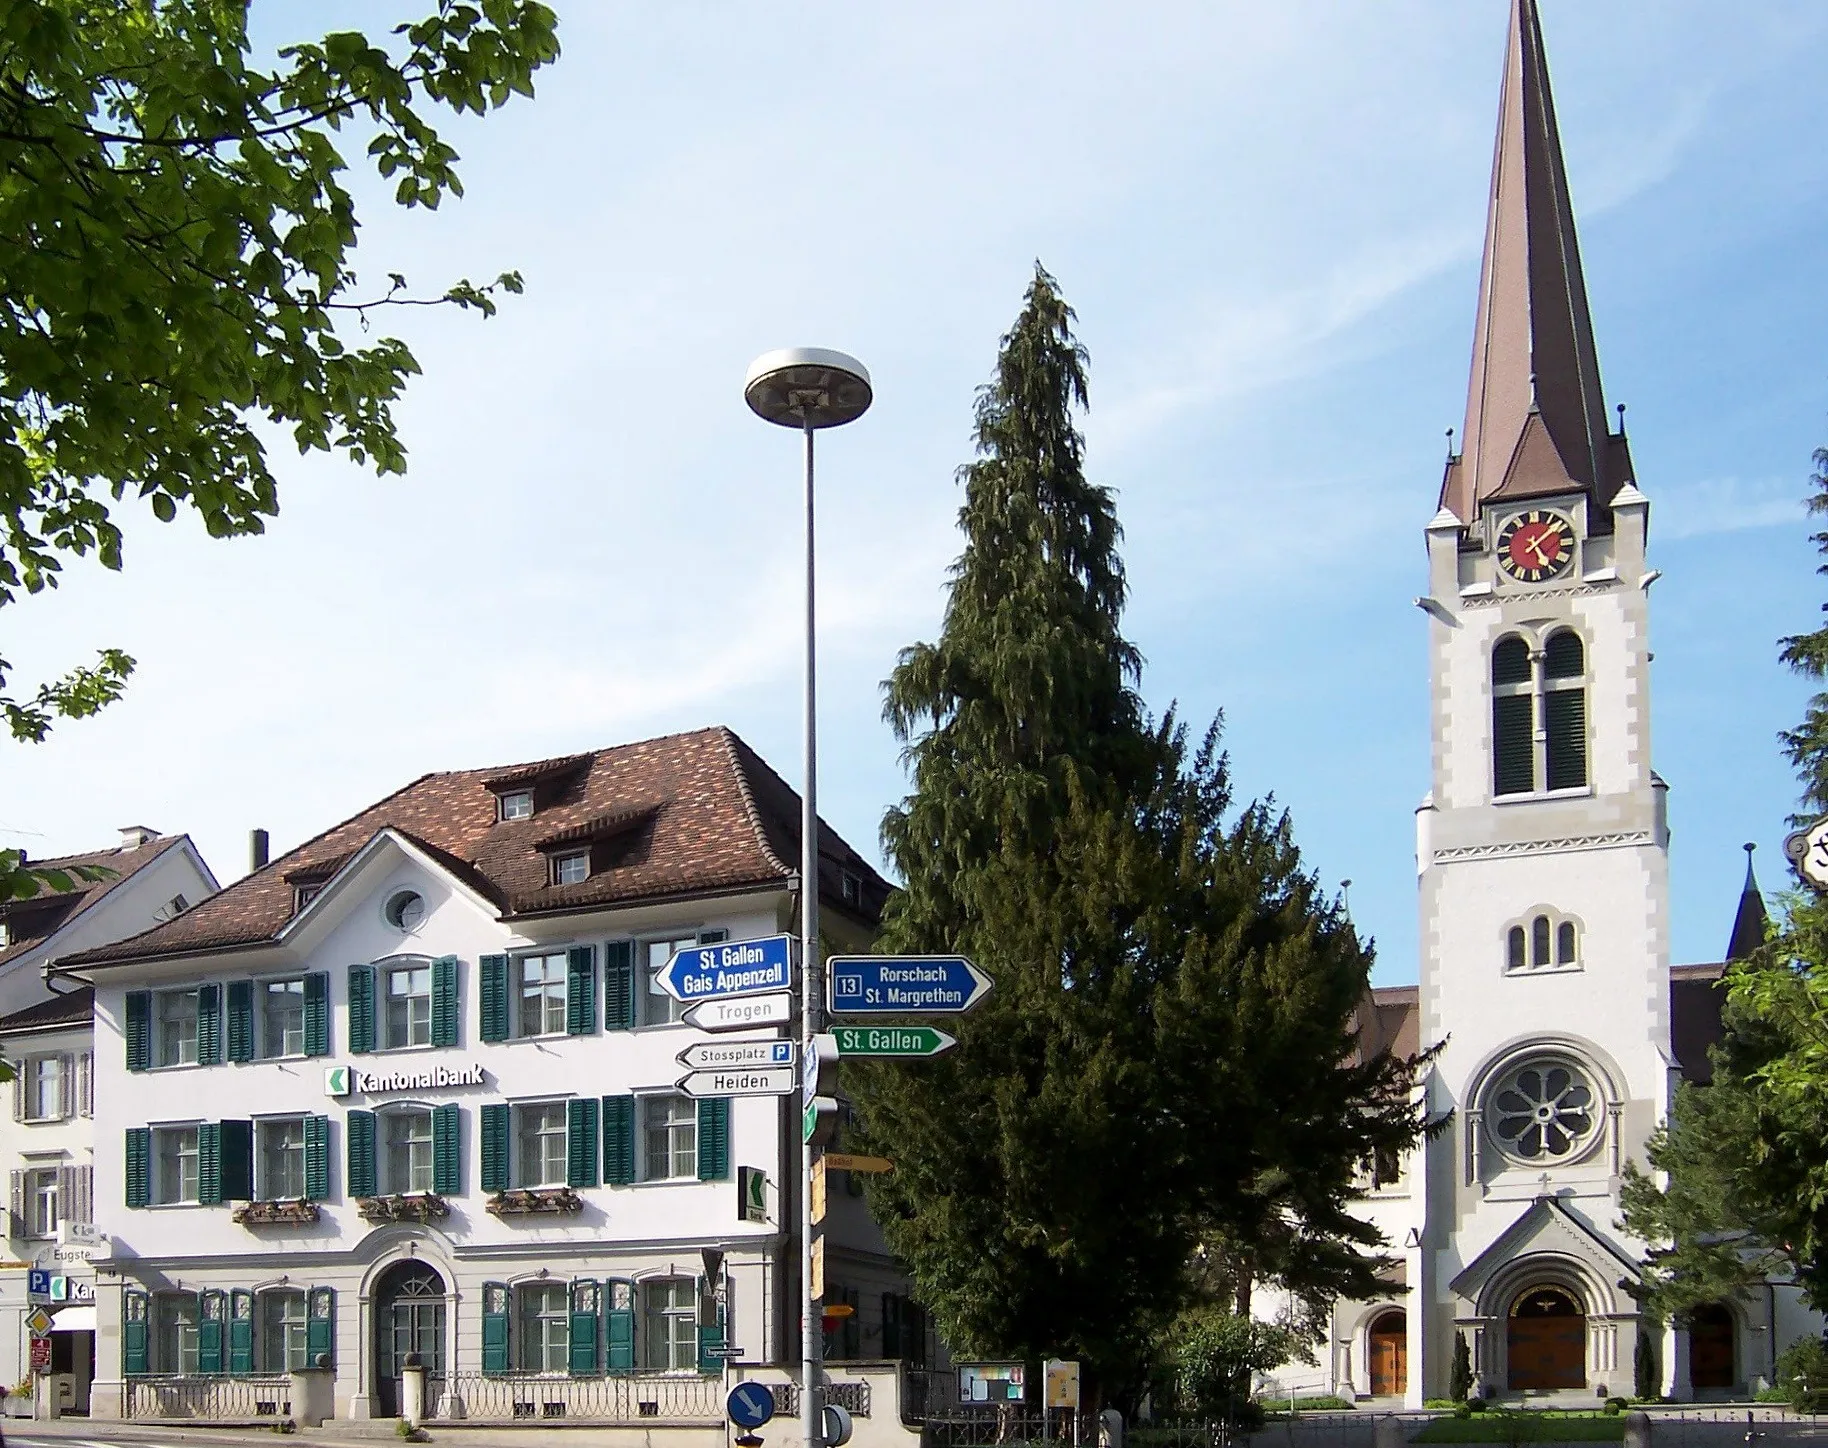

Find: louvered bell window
1491;636;1534;796
1542;630;1587;790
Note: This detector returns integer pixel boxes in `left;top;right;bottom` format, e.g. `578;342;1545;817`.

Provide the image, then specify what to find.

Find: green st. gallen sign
831;1026;956;1058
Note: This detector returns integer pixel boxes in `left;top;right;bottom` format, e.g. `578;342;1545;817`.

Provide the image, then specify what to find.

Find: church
1262;0;1823;1407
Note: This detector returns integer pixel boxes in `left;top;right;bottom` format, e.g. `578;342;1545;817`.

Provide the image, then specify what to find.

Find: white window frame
552;851;589;886
512;1101;568;1189
499;789;534;822
384;962;435;1050
154;1293;200;1374
515;1281;570;1373
259;977;308;1059
154;1125;201;1205
21;1055;67;1122
641;1095;697;1182
260;1288;310;1373
382;1106;436;1195
257;1117;308;1201
641;935;700;1027
515;952;568;1039
641;1278;698;1373
23;1166;58;1238
156;989;200;1068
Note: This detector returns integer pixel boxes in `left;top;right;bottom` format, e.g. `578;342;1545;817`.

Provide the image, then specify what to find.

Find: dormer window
294;885;323;913
841;870;862;906
552;852;590;887
499;790;535;822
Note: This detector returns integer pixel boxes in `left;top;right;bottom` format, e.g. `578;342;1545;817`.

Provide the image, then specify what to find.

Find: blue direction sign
727;1381;776;1429
827;955;993;1015
658;934;793;1004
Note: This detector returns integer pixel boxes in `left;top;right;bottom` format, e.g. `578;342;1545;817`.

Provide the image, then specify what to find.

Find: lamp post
743;348;873;1448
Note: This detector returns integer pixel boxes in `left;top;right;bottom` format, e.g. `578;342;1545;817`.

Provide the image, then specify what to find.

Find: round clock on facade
1495;510;1576;582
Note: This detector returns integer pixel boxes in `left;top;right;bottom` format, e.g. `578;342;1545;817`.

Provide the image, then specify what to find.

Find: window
552;851;589;886
23;1167;58;1237
641;1279;698;1372
261;978;307;1058
157;990;200;1068
384;1109;435;1194
1503;911;1581;973
642;1096;697;1181
1489;1057;1600;1163
294;884;323;912
1492;636;1535;796
1532;915;1551;967
514;1102;568;1188
1506;926;1526;972
258;1118;307;1201
841;870;862;906
1543;629;1587;790
499;789;534;822
386;964;434;1049
517;954;568;1037
261;1289;309;1372
22;1055;66;1121
155;1294;200;1374
1557;921;1577;965
152;892;189;923
155;1126;201;1204
1492;629;1588;799
384;890;426;931
642;937;697;1026
516;1283;570;1372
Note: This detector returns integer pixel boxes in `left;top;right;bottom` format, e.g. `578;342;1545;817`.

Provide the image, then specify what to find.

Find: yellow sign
810;1236;825;1300
1044;1359;1081;1409
811;1156;827;1225
821;1304;855;1320
24;1307;52;1337
823;1154;893;1174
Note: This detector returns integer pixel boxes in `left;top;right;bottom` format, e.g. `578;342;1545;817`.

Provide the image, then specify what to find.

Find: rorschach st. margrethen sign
324;1063;488;1097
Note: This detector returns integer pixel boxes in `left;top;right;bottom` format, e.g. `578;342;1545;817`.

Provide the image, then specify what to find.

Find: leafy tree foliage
1168;1308;1297;1426
1780;450;1828;818
1451;1332;1474;1404
0;0;557;897
849;264;1426;1405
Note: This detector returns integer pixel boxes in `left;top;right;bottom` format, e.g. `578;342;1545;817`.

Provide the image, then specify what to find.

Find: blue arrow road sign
658;934;793;1004
727;1382;776;1428
827;955;993;1015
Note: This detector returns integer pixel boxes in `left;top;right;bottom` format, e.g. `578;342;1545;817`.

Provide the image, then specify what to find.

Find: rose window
1491;1060;1597;1161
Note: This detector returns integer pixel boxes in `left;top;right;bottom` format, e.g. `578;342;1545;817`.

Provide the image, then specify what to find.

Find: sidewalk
4;1421;730;1448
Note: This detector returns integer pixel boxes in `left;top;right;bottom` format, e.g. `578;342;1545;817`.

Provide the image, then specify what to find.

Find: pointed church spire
1440;0;1634;525
1726;843;1769;962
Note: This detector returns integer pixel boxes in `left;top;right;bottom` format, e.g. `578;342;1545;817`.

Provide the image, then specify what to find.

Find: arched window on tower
1492;636;1535;796
1507;926;1527;972
1543;630;1587;790
1556;921;1577;966
1531;915;1552;968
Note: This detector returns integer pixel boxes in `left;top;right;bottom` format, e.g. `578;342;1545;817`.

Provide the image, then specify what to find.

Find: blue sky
4;1;1826;985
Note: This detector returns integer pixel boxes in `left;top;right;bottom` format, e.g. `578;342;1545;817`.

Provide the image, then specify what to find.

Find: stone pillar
288;1366;334;1428
402;1356;427;1428
88;1272;125;1420
1622;1410;1652;1448
1375;1413;1409;1448
1665;1320;1691;1401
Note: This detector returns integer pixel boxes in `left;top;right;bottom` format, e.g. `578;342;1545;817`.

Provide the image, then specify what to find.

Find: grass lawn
1412;1414;1627;1443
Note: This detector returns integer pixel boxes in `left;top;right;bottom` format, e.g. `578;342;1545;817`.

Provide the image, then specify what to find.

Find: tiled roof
1670;962;1728;1086
0;986;93;1033
64;727;890;969
0;835;189;970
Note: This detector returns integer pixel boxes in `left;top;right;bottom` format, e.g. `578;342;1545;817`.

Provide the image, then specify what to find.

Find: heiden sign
676;1066;796;1098
658;934;793;1003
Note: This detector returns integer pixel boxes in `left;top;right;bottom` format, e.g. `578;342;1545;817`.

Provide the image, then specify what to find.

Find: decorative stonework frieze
486;1187;583;1218
1431;830;1651;863
231;1199;321;1227
1460;582;1614;608
356;1193;451;1224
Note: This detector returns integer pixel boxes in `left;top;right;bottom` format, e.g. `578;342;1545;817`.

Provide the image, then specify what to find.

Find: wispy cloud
1654;477;1805;541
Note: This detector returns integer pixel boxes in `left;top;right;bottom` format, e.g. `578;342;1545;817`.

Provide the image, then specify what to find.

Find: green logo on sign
324;1066;350;1097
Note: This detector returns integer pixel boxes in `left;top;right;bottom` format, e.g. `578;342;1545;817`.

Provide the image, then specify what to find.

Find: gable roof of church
1438;0;1635;527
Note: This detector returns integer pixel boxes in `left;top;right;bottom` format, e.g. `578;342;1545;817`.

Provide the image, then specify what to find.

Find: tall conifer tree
851;265;1423;1403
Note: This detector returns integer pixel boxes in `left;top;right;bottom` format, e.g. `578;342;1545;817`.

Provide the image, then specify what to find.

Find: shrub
1467;1398;1488;1413
1633;1328;1659;1400
1452;1333;1474;1404
1776;1334;1828;1413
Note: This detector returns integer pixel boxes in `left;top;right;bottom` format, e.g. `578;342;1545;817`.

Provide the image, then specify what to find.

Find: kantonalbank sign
324;1063;487;1097
658;934;794;1002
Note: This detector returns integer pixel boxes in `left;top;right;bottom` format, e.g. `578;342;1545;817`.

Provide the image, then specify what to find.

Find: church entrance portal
1369;1310;1407;1397
1508;1287;1585;1391
1689;1304;1735;1390
373;1261;446;1419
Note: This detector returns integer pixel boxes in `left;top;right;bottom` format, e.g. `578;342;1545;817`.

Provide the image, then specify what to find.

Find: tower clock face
1495;510;1577;582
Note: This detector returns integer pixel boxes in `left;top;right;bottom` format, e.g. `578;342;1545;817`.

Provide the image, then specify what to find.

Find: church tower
1412;0;1668;1403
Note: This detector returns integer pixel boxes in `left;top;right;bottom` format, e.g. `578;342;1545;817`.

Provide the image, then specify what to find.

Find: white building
54;728;916;1422
0;828;219;1414
1258;0;1824;1407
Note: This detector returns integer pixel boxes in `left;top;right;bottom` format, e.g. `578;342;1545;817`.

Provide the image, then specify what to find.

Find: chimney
250;829;271;872
118;825;159;849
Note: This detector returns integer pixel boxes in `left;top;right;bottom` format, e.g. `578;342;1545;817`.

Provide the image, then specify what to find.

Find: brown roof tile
65;727;889;968
0;985;93;1033
0;835;191;969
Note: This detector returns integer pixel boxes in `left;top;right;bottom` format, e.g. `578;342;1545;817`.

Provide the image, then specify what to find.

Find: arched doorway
1368;1310;1407;1397
1689;1304;1735;1391
1508;1286;1585;1391
373;1261;446;1418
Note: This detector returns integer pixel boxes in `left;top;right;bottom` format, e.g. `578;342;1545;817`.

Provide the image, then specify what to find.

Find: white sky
5;1;1827;984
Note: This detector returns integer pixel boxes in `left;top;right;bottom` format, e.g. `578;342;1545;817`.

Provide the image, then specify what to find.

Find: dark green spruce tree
848;264;1425;1407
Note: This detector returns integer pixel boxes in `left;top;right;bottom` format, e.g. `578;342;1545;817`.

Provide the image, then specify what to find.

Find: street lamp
743;347;873;1448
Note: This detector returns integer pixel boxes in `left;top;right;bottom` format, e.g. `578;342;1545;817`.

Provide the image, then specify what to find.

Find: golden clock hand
1527;535;1552;567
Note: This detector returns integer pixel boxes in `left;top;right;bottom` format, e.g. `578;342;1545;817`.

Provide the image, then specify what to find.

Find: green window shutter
198;983;223;1065
566;945;596;1035
303;972;330;1057
481;1282;510;1375
567;1097;601;1187
348;965;376;1054
479;955;509;1042
605;1280;635;1374
306;1287;335;1367
218;1119;253;1201
568;1279;601;1377
602;1095;635;1186
125;1127;151;1208
228;1290;254;1375
1492;693;1535;796
199;1121;223;1205
347;1110;377;1199
480;1103;510;1193
696;1285;725;1374
198;1289;225;1374
433;1103;462;1195
226;982;254;1063
432;956;460;1047
123;1290;150;1376
125;991;151;1073
697;1097;730;1181
304;1115;330;1200
1545;687;1587;791
603;942;636;1031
